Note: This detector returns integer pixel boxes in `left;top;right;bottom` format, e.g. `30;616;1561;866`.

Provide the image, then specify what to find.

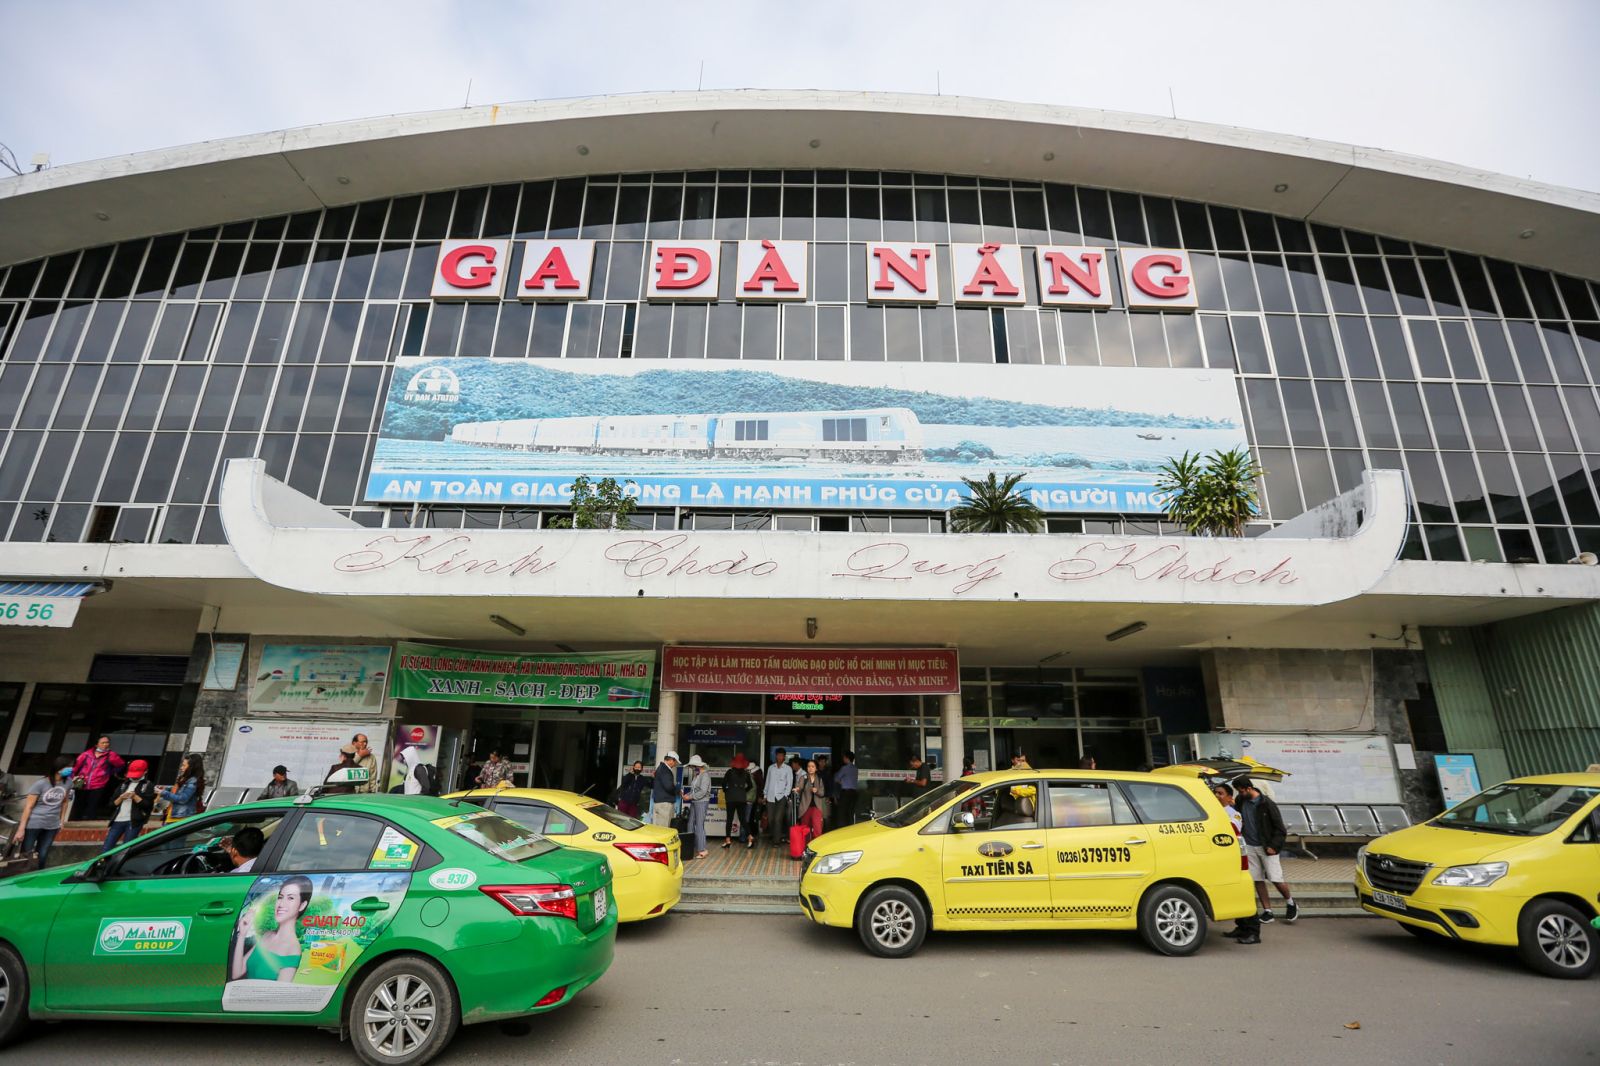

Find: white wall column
940;691;963;782
656;688;680;760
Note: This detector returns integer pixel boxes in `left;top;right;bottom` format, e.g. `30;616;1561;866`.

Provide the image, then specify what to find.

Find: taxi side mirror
80;855;113;883
951;810;975;832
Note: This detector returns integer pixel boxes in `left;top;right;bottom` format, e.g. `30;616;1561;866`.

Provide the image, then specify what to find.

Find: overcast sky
3;0;1597;191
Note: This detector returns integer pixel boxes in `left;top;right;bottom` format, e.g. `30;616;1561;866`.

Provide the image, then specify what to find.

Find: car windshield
583;801;646;831
878;780;978;828
434;809;558;861
1434;783;1599;836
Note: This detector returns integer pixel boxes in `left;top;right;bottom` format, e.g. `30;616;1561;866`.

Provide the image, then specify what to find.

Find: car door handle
351;897;391;913
1021;842;1044;850
198;901;236;917
1124;838;1148;846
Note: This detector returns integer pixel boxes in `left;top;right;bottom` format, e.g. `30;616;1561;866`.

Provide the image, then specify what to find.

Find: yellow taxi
446;787;683;922
798;768;1255;957
1354;772;1600;978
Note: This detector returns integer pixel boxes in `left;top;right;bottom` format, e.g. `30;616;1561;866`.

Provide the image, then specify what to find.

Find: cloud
1;0;1597;191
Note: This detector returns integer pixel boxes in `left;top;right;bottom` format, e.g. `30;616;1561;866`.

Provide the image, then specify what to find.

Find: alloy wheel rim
872;899;915;947
0;966;8;1013
363;973;437;1058
1536;913;1591;970
1155;898;1199;946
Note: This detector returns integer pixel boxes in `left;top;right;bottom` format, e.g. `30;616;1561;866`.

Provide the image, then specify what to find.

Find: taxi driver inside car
798;767;1255;958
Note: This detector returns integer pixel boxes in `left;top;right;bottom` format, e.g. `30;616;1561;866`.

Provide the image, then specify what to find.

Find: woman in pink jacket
72;735;126;820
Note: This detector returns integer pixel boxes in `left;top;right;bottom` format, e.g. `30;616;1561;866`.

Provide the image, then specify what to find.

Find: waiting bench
1280;803;1412;859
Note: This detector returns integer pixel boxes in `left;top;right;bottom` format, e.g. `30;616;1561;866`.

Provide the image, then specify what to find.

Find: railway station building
2;91;1599;820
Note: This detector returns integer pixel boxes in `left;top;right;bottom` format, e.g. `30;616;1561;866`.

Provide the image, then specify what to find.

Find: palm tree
1155;447;1264;536
949;472;1044;533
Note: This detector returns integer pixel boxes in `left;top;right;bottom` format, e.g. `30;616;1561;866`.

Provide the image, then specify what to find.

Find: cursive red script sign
831;541;1006;595
332;533;557;577
663;646;959;695
1047;542;1298;586
602;534;779;580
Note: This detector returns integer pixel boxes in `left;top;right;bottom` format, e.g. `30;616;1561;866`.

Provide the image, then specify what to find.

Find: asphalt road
8;915;1596;1066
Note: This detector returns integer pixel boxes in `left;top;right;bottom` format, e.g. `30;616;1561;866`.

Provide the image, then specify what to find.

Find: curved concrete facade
4;90;1599;278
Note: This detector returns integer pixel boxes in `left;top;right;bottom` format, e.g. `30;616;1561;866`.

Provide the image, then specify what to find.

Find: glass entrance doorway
533;719;620;800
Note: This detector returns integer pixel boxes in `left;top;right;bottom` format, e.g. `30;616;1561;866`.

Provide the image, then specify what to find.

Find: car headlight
1355;844;1369;868
1431;862;1508;887
811;850;863;875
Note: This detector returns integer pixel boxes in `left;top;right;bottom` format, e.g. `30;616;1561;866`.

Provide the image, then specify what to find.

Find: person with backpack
720;753;753;849
103;760;156;851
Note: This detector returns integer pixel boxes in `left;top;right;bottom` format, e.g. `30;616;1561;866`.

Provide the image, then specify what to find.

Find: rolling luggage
789;823;812;860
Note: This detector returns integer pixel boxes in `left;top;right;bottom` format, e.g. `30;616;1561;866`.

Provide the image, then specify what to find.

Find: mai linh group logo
403;365;461;405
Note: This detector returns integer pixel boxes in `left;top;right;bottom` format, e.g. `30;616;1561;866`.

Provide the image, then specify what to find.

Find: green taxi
0;783;616;1065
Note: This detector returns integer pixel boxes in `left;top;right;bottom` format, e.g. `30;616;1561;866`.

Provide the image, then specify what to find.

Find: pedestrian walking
908;755;931;796
615;760;649;817
71;735;126;820
157;754;206;820
102;759;155;852
651;751;682;828
795;759;827;839
685;755;712;859
1235;776;1297;923
835;750;859;827
12;767;74;865
764;748;794;846
1214;782;1262;945
257;764;300;801
475;750;513;789
721;753;753;848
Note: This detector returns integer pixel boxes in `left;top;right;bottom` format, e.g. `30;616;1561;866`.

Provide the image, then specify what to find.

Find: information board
218;718;390;792
1434;753;1483;807
1195;732;1401;805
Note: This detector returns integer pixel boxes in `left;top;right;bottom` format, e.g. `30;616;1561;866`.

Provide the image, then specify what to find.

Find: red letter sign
519;239;595;300
866;243;939;304
432;240;509;300
737;240;807;300
953;243;1025;305
648;241;721;300
1122;249;1197;311
1036;246;1114;308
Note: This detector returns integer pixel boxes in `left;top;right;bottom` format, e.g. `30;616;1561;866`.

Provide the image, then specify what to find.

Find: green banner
393;642;654;708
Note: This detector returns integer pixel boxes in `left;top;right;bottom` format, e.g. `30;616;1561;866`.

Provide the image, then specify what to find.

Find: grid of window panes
1;169;1599;562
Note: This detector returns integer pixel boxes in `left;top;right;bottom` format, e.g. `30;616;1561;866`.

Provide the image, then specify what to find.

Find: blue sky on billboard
365;359;1247;511
0;1;1596;191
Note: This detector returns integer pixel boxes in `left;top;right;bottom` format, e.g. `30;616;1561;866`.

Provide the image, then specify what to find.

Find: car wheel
0;943;29;1048
857;886;927;959
1138;884;1207;957
347;955;460;1066
1517;899;1598;979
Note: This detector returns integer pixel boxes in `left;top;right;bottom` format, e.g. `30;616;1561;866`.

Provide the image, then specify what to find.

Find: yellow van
1354;772;1600;978
798;769;1255;958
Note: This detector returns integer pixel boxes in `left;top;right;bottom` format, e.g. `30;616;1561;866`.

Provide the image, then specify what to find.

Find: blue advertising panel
365;359;1247;513
1434;753;1483;807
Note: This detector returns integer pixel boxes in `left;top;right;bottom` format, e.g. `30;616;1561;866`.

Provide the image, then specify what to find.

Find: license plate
1372;890;1406;910
594;887;608;922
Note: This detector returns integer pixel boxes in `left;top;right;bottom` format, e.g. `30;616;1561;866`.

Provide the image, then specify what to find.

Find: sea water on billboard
365;359;1247;513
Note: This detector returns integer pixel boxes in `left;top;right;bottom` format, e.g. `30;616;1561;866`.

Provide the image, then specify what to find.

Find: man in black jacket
650;751;681;828
102;759;156;852
1235;777;1298;924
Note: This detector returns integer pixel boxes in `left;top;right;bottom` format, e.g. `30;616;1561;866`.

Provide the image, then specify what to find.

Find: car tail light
481;884;577;919
614;842;670;865
534;985;567;1007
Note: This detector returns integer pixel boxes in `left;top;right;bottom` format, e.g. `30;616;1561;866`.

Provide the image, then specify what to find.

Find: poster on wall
389;723;441;793
250;645;391;713
217;718;391;791
223;872;410;1012
392;642;655;708
366;358;1247;513
1196;732;1401;805
1434;753;1483;807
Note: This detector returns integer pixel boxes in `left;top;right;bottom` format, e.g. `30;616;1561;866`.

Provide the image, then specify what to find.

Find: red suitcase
789;823;812;860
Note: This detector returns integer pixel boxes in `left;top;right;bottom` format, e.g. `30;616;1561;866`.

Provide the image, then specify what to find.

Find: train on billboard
365;359;1247;513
